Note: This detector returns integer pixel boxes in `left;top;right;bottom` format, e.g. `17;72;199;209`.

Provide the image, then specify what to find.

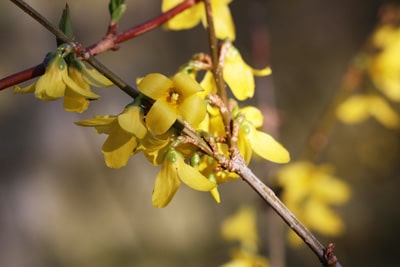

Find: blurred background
1;0;399;267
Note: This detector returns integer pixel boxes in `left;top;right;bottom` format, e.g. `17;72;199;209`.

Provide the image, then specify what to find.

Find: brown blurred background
1;0;399;267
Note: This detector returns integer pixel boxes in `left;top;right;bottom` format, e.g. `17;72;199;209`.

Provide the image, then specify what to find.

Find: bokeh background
1;0;399;267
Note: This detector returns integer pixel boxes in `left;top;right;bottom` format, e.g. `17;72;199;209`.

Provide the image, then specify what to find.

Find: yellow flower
220;249;270;267
368;25;400;102
336;94;399;129
276;161;351;246
221;206;270;267
152;148;216;208
221;206;258;251
223;45;271;101
75;104;146;168
198;45;271;101
237;106;290;164
162;0;236;40
138;72;207;135
14;53;100;111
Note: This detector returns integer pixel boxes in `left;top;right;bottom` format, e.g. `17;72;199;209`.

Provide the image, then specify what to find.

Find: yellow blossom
276;161;351;246
162;0;236;40
152;148;216;208
368;25;400;102
220;206;270;267
336;94;399;129
75;104;146;168
223;45;271;101
14;53;100;112
237;106;290;164
138;72;207;135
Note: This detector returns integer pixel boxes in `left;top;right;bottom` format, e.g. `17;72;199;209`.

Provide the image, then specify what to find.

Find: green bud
108;0;126;23
190;153;200;167
57;4;74;46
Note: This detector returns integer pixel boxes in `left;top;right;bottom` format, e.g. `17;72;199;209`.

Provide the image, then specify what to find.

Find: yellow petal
179;95;207;128
138;73;173;99
35;65;66;100
369;95;400;128
75;115;117;134
117;106;147;138
162;0;203;30
199;71;217;97
210;187;221;203
81;63;113;87
241;106;264;128
63;89;90;113
146;99;178;135
223;46;254;100
14;82;36;94
102;125;137;168
152;160;181;208
63;71;100;99
252;66;272;76
336;95;370;124
208;1;235;40
305;200;345;236
250;130;290;163
175;154;216;191
173;72;203;96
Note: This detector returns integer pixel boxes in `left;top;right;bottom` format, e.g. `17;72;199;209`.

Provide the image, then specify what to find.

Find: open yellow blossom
14;53;100;112
162;0;235;40
336;94;399;129
75;104;146;168
223;45;271;101
138;72;207;135
276;161;351;246
237;106;290;164
152;148;216;208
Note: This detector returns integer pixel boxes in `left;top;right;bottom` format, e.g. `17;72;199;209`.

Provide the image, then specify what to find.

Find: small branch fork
5;0;341;266
1;0;201;91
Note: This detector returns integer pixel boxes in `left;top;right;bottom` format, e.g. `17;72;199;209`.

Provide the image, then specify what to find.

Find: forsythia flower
162;0;236;40
368;25;400;102
152;148;216;208
220;206;270;267
223;45;271;101
199;44;271;101
276;161;351;246
336;94;399;129
237;106;290;164
14;52;99;111
75;104;147;168
138;72;207;135
14;52;112;113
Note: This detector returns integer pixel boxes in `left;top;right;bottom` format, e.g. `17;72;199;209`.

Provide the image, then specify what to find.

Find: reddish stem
0;0;200;91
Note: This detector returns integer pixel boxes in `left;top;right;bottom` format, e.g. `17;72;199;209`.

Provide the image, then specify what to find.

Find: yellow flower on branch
138;72;207;135
237;106;290;164
336;94;399;129
75;104;147;168
276;161;351;246
223;45;271;101
14;51;113;113
162;0;236;40
152;148;216;208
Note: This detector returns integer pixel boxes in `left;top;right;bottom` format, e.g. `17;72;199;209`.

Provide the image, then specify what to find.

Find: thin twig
203;0;232;146
1;0;200;90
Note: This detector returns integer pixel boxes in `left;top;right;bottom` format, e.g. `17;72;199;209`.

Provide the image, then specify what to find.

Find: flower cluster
337;22;400;129
276;161;350;246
